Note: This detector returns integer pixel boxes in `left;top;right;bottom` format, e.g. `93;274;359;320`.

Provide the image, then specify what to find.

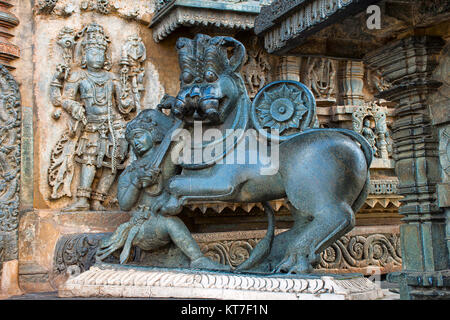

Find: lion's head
170;34;248;125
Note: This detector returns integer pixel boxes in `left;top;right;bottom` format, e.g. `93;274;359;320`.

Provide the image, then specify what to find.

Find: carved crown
79;23;110;51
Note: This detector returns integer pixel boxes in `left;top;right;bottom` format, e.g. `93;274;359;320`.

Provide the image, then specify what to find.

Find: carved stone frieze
150;1;264;43
35;0;152;23
0;65;21;269
255;0;381;54
317;233;402;271
369;179;398;195
256;0;449;57
53;233;118;275
200;231;402;274
53;227;402;276
59;266;384;299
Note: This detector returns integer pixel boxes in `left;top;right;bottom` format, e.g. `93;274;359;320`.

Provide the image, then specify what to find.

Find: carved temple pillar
0;0;20;70
275;56;300;82
365;36;449;299
338;60;364;106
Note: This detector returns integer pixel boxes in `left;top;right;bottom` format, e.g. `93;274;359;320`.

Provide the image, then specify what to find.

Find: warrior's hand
139;169;160;188
70;101;87;125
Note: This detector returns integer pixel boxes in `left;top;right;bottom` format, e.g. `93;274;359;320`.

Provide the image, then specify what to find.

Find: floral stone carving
0;65;21;270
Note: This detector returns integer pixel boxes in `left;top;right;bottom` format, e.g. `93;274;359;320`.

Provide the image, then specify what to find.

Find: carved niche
352;100;393;159
47;24;147;211
0;65;21;266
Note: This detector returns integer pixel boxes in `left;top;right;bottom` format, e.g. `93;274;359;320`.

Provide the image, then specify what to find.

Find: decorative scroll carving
52;232;142;275
200;240;258;268
53;233;112;275
200;232;402;273
352;101;392;159
53;228;402;277
317;233;402;271
0;66;21;270
0;66;21;233
47;24;147;211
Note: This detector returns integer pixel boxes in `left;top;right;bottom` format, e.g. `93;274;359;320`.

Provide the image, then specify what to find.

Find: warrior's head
79;23;111;71
125;109;173;157
172;34;248;125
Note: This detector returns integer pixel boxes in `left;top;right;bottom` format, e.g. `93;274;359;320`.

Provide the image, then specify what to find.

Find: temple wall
0;0;410;296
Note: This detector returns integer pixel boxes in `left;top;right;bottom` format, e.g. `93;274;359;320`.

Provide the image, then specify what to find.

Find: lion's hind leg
274;202;355;274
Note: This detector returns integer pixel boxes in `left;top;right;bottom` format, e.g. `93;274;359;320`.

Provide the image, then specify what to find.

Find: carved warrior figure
99;34;373;274
48;23;146;211
97;109;230;270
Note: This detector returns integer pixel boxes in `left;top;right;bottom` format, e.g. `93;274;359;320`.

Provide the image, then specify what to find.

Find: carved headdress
78;23;112;70
79;23;110;51
125;109;175;144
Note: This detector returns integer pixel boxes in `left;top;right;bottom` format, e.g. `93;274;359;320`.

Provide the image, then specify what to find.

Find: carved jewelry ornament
251;80;316;141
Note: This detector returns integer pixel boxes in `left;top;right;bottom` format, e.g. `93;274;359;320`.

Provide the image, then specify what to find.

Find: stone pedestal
58;264;384;300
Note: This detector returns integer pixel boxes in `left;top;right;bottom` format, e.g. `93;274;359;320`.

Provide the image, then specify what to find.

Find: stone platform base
58;264;384;300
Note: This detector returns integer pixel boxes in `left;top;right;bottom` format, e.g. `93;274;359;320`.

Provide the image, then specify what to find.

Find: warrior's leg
92;168;116;211
63;164;96;212
164;216;231;271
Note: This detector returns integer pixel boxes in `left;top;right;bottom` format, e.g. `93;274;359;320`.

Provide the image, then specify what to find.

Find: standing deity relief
352;100;393;160
47;23;147;211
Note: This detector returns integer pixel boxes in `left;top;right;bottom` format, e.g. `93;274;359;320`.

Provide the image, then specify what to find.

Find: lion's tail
235;202;275;272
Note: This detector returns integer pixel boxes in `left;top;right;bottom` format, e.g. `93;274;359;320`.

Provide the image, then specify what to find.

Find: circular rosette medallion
251;80;316;141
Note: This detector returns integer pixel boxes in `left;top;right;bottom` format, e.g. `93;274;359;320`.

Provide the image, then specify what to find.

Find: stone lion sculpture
97;34;373;274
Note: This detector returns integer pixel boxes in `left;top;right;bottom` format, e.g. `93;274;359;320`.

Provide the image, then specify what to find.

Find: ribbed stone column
365;36;449;299
0;0;19;69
